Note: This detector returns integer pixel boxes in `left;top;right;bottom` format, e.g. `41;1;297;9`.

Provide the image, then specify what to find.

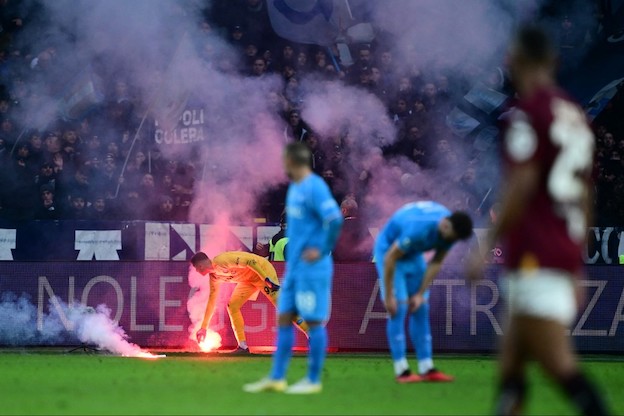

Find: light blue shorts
277;257;333;322
374;248;427;302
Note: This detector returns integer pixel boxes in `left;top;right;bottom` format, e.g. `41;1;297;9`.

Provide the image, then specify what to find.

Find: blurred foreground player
375;201;473;383
191;251;308;353
244;142;343;394
468;26;608;415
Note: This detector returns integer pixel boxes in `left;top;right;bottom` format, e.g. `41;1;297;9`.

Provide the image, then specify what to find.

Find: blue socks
386;303;408;362
307;325;327;383
385;301;434;375
270;325;294;380
269;324;328;384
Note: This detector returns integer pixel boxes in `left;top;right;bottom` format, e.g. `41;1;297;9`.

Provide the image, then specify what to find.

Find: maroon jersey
502;86;594;274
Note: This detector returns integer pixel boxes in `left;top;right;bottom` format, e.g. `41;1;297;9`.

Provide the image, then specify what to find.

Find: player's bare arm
491;162;540;243
197;276;220;343
383;242;405;316
467;162;540;281
410;250;447;312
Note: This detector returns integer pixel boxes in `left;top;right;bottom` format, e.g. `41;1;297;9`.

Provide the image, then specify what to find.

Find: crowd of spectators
214;0;505;225
0;122;197;221
593;82;624;226
0;0;618;227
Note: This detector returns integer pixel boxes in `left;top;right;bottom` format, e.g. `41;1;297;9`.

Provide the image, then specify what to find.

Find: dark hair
340;197;359;217
190;251;209;266
40;184;54;194
514;25;556;65
284;142;312;167
448;211;473;240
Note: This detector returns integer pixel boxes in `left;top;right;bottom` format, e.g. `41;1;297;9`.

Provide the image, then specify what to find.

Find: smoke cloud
11;0;291;338
9;0;598;214
8;0;290;225
370;0;517;72
4;0;598;346
8;0;595;225
0;292;163;357
294;0;594;226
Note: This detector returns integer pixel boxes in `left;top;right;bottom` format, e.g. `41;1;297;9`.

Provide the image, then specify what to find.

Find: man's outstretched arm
197;277;219;342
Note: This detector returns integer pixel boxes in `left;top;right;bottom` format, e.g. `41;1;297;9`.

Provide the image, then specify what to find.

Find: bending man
191;251;308;353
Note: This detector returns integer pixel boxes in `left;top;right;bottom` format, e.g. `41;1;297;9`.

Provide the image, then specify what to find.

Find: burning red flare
198;329;222;352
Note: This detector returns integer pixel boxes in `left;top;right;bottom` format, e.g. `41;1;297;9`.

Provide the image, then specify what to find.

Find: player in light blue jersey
375;201;473;383
244;142;343;395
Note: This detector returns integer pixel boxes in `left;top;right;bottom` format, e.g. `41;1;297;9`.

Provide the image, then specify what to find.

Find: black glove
264;277;280;293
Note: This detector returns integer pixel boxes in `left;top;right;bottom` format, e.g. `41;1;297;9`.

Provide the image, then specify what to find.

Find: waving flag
267;0;374;46
58;65;105;121
585;78;624;120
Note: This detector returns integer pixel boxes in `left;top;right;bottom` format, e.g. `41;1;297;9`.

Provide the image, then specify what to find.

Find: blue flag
267;0;373;46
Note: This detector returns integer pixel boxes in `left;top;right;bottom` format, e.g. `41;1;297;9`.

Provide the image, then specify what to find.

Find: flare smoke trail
0;292;163;357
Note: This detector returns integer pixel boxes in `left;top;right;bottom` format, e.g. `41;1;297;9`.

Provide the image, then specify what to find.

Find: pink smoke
185;216;245;350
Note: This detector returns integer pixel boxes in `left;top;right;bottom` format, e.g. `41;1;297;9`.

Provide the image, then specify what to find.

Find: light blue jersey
375;201;453;261
374;201;460;378
279;172;343;322
285;173;343;271
268;172;343;385
374;201;454;302
375;201;460;377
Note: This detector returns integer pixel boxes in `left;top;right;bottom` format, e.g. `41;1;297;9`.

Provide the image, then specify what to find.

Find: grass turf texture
0;352;621;415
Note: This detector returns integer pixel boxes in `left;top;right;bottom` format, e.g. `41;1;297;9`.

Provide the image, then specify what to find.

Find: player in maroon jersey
469;26;608;415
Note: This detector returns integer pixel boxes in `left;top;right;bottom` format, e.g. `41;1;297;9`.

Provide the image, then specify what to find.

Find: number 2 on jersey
548;98;594;241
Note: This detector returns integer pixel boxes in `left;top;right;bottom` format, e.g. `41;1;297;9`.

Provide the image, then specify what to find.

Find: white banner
0;229;16;260
75;230;122;260
154;108;205;146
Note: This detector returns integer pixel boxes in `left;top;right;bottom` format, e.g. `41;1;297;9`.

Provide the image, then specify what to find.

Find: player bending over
191;251;308;353
468;26;608;415
376;201;473;383
244;142;343;394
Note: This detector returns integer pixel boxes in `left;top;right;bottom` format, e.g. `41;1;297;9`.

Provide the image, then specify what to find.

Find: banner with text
154;107;206;147
0;221;623;265
0;263;623;352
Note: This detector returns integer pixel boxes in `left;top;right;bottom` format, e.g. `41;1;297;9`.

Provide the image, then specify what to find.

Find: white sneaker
242;377;287;393
285;378;322;395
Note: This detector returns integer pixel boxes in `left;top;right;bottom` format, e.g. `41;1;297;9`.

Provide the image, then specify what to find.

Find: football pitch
1;351;622;415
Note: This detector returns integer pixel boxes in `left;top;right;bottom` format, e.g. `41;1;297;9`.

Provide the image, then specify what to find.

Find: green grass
0;352;621;415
